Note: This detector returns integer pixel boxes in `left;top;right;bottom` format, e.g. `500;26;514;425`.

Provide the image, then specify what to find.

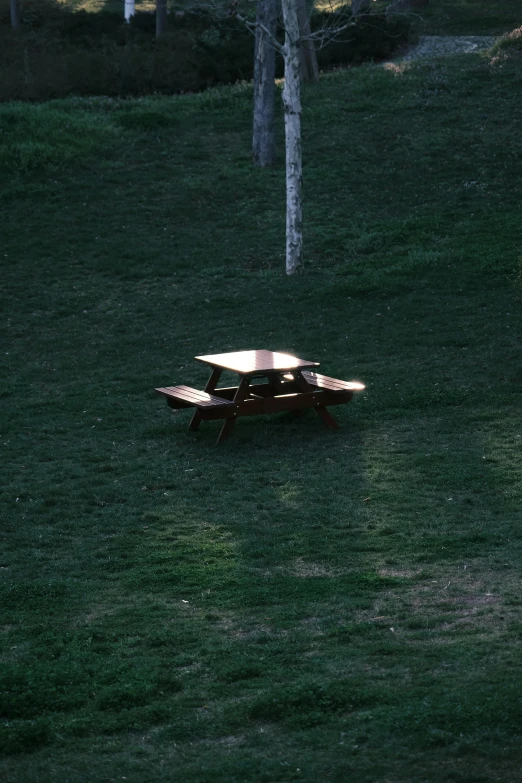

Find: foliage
490;25;522;63
0;5;415;101
313;8;418;68
0;0;65;26
1;45;522;781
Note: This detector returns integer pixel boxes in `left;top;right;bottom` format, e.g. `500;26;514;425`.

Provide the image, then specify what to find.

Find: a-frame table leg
190;367;222;431
216;375;251;443
313;404;341;430
268;372;304;418
293;372;341;431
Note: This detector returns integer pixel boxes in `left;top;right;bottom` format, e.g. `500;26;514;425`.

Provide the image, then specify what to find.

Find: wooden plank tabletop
194;349;319;375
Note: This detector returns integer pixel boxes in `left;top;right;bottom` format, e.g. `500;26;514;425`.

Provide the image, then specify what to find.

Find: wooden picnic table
155;349;364;443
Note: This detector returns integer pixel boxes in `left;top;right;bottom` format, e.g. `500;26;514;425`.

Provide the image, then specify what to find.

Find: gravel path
400;34;497;61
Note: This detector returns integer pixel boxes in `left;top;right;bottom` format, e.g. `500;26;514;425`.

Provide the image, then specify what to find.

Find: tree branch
235;9;285;54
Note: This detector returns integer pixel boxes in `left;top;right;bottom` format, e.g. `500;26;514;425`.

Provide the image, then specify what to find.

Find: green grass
1;48;522;782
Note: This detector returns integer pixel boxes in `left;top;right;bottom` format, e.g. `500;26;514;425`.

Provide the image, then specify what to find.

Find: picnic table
155;349;364;443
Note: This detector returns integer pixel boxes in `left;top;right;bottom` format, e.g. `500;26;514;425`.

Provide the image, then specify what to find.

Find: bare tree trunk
156;0;168;37
124;0;135;23
281;0;303;275
296;0;319;83
253;0;277;167
10;0;20;29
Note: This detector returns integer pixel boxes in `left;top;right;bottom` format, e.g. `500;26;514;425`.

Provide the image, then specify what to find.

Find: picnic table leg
190;367;222;431
293;372;341;431
313;404;341;430
216;375;251;444
271;372;305;417
264;372;285;396
279;374;308;418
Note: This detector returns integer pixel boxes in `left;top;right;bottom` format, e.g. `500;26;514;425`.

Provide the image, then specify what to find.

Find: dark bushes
313;10;418;68
0;4;417;101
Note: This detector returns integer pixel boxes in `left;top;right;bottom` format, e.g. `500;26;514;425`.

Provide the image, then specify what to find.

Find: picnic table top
194;349;320;375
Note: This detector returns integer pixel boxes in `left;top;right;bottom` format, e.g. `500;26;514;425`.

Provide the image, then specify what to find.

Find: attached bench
300;371;365;393
155;385;234;411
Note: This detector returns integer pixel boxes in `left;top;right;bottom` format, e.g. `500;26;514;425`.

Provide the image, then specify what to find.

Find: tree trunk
253;0;277;167
124;0;135;23
296;0;319;83
10;0;20;29
156;0;168;37
281;0;303;275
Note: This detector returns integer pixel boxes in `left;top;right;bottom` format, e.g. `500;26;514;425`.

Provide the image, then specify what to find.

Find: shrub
0;0;65;27
313;8;418;68
0;7;417;101
490;25;522;63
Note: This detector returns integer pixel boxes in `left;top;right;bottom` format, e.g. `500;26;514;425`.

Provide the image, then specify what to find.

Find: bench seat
300;371;365;393
155;385;234;409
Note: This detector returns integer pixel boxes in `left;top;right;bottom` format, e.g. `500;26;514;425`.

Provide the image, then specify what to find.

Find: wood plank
196;391;353;421
155;386;233;408
211;386;239;400
300;374;347;391
236;392;324;416
305;378;345;391
215;382;300;398
163;387;214;405
301;371;365;392
195;349;319;375
166;397;193;410
155;386;197;404
171;386;211;403
198;393;320;420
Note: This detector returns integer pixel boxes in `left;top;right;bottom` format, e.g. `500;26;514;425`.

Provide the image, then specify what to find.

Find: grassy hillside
1;43;522;782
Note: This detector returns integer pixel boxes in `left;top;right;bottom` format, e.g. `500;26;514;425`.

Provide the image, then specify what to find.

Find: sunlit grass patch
0;103;118;173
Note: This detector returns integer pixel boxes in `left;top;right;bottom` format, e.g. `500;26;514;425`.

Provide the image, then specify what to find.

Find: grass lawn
1;41;522;783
